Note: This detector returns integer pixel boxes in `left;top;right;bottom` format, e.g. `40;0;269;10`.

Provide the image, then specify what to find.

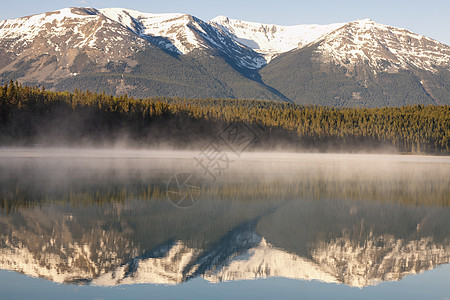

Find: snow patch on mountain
0;8;95;43
0;7;148;58
316;19;450;73
210;16;345;62
99;8;198;54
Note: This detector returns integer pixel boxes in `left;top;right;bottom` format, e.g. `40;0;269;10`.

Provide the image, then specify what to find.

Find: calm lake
0;149;449;300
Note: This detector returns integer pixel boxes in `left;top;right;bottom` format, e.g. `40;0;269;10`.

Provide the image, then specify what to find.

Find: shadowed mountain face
0;8;449;106
0;151;449;287
260;44;450;106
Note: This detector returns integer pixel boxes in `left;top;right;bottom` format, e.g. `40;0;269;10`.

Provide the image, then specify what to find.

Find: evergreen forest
0;81;448;154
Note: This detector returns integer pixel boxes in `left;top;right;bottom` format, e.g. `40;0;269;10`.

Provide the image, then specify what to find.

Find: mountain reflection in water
0;150;449;288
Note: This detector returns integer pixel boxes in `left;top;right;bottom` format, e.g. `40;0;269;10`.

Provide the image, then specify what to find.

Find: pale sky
2;0;450;45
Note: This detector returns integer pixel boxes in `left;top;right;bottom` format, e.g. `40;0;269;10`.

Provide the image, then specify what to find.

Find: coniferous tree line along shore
0;81;448;154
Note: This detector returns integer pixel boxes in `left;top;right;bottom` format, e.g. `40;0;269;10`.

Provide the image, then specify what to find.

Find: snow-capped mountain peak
93;8;266;68
1;7;450;104
210;16;345;61
0;8;97;44
316;18;450;73
0;7;266;69
1;7;449;71
98;8;201;54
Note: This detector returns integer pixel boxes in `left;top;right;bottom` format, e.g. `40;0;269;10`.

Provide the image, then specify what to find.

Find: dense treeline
0;81;449;153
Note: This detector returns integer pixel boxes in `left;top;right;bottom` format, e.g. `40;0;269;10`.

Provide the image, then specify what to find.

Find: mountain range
2;229;449;288
1;201;449;288
0;7;450;106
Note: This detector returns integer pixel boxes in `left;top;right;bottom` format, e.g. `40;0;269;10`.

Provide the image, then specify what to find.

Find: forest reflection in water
0;149;449;289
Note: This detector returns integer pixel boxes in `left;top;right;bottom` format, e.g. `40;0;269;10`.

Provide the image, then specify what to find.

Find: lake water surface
0;149;449;299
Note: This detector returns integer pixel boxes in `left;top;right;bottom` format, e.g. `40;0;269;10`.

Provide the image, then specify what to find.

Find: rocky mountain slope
0;7;449;106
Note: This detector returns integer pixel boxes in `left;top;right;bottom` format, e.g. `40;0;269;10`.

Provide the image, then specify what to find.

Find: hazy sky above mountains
2;0;450;45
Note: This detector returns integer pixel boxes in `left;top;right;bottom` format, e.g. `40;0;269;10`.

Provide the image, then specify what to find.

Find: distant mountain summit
0;7;449;106
209;16;345;61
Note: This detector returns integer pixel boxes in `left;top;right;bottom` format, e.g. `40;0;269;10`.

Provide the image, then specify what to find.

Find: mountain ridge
0;7;449;106
2;229;449;288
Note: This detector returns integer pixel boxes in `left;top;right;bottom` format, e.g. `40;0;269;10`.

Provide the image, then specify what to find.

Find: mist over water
0;148;449;299
1;147;448;205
